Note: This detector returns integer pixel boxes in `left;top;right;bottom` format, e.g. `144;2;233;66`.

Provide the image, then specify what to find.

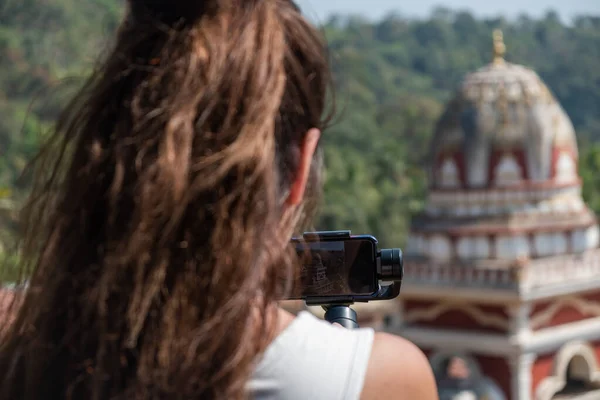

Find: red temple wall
532;353;555;395
403;300;509;333
531;291;600;331
534;305;590;330
475;355;511;400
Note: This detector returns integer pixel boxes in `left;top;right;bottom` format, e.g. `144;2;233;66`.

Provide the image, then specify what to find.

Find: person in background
0;1;438;399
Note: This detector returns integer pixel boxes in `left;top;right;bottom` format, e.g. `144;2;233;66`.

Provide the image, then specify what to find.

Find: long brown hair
0;1;332;398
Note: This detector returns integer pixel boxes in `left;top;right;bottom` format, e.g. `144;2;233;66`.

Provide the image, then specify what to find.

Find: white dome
430;55;578;189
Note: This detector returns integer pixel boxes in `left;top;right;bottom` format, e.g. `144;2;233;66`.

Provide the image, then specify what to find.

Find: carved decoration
425;183;586;218
408;227;595;261
404;248;600;292
404;301;509;331
531;296;600;330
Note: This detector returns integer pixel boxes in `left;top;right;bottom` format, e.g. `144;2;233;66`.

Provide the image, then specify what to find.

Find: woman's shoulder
361;331;439;400
250;309;438;400
274;309;439;400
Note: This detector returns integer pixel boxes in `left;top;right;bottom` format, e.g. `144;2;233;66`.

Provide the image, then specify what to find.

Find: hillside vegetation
1;2;599;260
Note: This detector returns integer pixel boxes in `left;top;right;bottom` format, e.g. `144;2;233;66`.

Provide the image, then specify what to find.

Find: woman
0;1;438;399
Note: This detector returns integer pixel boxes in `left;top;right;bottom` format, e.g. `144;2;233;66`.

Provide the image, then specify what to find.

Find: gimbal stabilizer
301;231;404;329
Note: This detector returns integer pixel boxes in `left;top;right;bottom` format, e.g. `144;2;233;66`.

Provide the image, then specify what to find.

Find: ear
286;128;321;206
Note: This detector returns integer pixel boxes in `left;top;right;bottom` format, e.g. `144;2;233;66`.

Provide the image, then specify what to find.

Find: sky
296;0;600;24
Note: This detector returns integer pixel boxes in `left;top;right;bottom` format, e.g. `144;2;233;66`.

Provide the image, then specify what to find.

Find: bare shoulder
360;332;439;400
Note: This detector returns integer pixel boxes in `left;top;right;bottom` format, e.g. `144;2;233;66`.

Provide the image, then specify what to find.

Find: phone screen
292;238;377;297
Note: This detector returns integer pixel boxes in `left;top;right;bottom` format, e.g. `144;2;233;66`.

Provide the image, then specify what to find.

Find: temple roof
430;30;578;189
403;31;599;278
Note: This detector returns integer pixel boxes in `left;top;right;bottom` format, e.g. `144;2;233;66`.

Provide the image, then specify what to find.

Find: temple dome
405;30;598;263
430;31;578;190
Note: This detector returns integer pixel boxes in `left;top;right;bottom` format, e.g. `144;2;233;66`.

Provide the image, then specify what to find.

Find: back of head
0;1;331;399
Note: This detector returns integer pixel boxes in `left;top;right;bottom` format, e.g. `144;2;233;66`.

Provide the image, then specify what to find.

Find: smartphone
286;231;403;304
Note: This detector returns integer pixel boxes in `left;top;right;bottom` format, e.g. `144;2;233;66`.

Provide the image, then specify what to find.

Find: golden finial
493;29;506;65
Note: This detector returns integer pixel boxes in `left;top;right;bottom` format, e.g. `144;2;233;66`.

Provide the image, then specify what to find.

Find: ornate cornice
404;301;509;331
410;218;596;236
402;249;600;299
394;316;600;356
530;296;600;330
430;179;581;194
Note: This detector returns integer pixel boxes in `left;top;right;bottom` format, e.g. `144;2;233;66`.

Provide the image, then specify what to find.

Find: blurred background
1;1;599;255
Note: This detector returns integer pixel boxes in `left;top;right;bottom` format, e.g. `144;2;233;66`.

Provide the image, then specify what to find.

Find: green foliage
580;144;600;214
318;11;600;246
0;2;599;260
0;252;20;284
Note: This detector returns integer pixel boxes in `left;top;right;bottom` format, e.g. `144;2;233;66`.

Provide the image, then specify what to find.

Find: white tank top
247;311;375;400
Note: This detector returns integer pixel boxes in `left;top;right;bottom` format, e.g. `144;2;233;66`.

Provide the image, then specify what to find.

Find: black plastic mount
323;304;359;329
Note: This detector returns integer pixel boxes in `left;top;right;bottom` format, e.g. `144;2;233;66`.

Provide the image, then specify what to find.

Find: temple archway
494;154;523;187
536;341;600;400
555;152;577;184
438;158;461;189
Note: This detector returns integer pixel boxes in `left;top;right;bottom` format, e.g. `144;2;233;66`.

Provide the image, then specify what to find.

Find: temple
395;30;600;400
282;29;600;400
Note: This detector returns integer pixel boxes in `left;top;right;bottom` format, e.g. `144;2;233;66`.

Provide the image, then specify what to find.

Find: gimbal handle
323;304;359;329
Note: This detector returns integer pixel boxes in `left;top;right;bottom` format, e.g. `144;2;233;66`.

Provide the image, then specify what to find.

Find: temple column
506;302;533;337
506;303;535;400
509;353;536;400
